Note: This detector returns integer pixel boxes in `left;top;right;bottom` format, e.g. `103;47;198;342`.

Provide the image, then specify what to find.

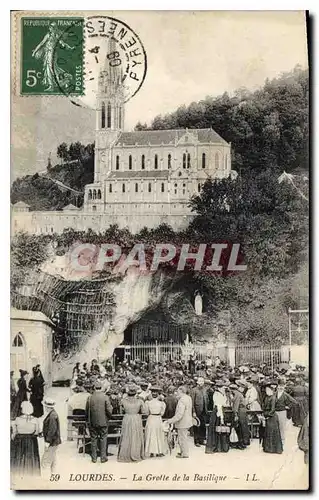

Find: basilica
12;47;234;235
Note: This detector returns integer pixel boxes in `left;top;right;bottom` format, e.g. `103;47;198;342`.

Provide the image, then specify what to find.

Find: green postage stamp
20;17;84;95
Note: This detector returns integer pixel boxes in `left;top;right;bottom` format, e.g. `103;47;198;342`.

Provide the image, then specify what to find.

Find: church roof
109;170;169;179
115;128;228;147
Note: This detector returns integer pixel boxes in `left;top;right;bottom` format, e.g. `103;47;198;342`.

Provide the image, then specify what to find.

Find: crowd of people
67;355;309;463
10;354;309;479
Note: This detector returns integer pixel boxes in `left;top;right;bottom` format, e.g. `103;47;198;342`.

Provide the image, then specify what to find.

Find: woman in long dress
144;387;166;457
205;380;231;453
29;366;45;418
11;401;41;477
262;384;283;454
11;369;29;419
31;22;74;92
117;385;145;463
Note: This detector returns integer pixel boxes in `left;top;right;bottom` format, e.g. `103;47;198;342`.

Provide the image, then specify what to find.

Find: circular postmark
53;15;147;109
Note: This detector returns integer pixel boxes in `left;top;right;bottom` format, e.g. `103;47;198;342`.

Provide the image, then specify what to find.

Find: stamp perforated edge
11;11;86;98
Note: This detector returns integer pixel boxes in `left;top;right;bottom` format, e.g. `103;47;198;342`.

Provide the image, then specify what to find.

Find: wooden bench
67;413;149;456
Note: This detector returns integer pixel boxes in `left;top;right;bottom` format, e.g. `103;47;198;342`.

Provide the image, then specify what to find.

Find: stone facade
12;39;234;235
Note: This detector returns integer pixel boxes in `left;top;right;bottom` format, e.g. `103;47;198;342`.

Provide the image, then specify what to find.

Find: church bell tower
94;37;125;181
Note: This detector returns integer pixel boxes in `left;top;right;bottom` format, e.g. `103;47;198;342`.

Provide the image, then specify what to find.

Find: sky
12;10;308;179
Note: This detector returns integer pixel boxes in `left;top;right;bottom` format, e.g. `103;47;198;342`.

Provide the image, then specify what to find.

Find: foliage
148;66;308;175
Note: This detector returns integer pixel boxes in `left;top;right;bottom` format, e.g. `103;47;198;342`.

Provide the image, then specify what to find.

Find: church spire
96;36;125;131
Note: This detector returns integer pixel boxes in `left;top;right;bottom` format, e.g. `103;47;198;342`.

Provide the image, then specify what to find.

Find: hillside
11;143;94;210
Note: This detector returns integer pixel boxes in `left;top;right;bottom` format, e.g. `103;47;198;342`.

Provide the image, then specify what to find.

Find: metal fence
113;342;284;367
235;345;284;370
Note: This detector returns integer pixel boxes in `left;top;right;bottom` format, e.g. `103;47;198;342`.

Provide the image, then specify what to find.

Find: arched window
88;190;92;200
183;183;186;195
12;333;24;347
202;153;206;169
168;154;171;169
107;102;112;128
187;153;191;168
148;183;152;193
141;155;145;170
93;189;97;200
101;101;105;129
174;183;178;195
122;183;125;193
198;183;201;192
225;156;228;171
109;184;112;193
135;183;138;193
129;155;132;170
161;183;165;193
97;189;101;200
183;153;186;169
215;152;220;170
116;155;119;170
154;154;158;169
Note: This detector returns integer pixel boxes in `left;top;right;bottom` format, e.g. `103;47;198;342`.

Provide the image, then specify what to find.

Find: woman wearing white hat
11;401;41;477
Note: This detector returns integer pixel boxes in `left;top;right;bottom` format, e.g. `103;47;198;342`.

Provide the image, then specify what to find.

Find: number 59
26;69;41;87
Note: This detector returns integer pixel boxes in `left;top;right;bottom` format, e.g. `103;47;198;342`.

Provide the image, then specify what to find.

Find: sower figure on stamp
41;398;61;477
167;385;193;459
85;382;113;463
192;377;208;446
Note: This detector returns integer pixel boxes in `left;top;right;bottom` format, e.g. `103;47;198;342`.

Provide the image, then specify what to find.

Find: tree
57;142;69;162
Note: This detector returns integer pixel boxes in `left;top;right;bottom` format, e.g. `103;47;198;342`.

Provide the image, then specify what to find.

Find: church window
93;189;97;200
174;183;177;195
88;190;92;200
51;227;54;233
161;183;165;193
107;102;112;128
116;155;120;170
183;153;186;169
187;153;191;168
109;184;112;193
92;205;97;212
122;183;125;193
202;153;206;169
141;155;145;169
12;333;24;347
168;154;171;169
148;183;152;193
129;155;132;170
225;156;228;170
154;154;158;169
135;183;138;193
97;189;101;199
198;183;201;192
215;152;220;169
101;102;105;129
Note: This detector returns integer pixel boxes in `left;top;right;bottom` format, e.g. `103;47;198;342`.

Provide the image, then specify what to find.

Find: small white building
11;308;54;386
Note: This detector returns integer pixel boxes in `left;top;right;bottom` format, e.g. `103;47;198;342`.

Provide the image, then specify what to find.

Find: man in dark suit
85;382;113;463
163;386;178;419
41;398;61;476
192;377;208;446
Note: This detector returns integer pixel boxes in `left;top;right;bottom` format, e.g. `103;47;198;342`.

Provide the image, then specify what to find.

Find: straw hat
192;416;200;427
43;398;56;408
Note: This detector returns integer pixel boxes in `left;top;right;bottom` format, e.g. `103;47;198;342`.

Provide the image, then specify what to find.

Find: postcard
10;10;309;490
